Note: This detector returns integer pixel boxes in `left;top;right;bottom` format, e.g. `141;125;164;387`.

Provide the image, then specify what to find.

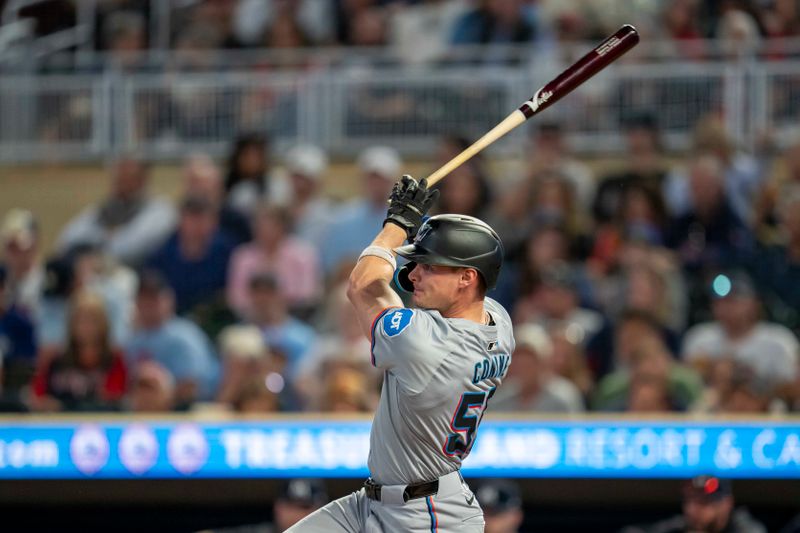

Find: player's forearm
348;223;406;295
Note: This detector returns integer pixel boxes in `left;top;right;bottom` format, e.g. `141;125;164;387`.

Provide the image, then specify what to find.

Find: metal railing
2;58;800;163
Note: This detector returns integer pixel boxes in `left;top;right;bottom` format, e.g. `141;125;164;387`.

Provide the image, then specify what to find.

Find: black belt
363;478;439;502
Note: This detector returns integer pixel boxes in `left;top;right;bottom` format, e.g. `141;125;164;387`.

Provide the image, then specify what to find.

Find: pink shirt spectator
227;238;321;317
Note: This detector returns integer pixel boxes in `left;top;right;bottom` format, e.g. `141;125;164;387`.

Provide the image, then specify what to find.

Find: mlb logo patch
383;308;413;336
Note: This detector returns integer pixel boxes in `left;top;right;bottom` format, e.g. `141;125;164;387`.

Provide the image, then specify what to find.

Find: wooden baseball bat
425;24;640;187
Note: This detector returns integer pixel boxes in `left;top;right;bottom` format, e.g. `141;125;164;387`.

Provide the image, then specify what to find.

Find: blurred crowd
0;107;799;418
7;0;800;69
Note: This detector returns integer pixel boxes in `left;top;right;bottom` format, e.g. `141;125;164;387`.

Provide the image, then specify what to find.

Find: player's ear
459;268;479;290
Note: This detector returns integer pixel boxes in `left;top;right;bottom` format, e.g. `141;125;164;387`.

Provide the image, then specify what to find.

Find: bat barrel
519;24;640;118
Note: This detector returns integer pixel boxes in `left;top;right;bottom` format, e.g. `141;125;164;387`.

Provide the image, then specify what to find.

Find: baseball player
288;175;514;532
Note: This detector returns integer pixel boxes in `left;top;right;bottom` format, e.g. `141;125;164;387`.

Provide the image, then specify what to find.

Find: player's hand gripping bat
425;24;640;187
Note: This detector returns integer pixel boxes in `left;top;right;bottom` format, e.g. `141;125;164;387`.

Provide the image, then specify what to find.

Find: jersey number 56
442;388;495;458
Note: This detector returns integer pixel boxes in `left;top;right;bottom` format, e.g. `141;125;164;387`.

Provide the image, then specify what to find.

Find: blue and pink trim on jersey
425;496;439;532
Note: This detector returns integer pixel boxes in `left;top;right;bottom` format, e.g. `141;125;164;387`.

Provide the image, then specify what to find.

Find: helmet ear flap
393;261;417;293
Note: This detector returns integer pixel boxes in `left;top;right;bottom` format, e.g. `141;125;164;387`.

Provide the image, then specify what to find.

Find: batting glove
384;175;439;240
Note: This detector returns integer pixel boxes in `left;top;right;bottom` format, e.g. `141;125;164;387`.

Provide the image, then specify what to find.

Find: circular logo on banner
167;424;209;475
70;425;110;475
118;424;159;475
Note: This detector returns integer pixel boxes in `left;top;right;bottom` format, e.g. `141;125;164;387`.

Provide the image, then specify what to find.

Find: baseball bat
425;24;640;187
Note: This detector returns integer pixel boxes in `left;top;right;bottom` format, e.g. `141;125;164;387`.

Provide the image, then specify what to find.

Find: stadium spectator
754;140;800;243
273;478;329;531
319;146;401;275
659;0;706;60
527;121;595;211
128;359;177;413
320;366;373;413
231;376;280;413
389;0;468;65
227;203;321;319
548;322;594;398
529;171;585;242
233;0;335;47
749;187;800;334
593;336;702;412
586;309;681;381
224;133;285;217
682;271;799;387
57;156;176;267
492;323;584;412
1;209;44;315
182;153;251;246
717;363;776;414
431;161;493;220
125;271;219;405
512;261;603;345
621;475;766;533
665;116;764;224
0;265;37;404
31;291;127;412
280;144;334;251
245;272;315;384
215;324;272;405
451;0;536;47
666;153;753;278
100;10;148;72
593;112;666;226
294;283;376;409
147;195;236;316
475;478;524;533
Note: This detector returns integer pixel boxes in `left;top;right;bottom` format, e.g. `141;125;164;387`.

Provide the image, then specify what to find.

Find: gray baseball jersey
368;297;515;485
287;298;514;533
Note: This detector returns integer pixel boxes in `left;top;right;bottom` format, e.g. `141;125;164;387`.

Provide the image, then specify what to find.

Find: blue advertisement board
0;419;798;479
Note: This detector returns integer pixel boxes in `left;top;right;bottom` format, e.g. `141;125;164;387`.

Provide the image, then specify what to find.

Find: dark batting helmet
394;214;504;291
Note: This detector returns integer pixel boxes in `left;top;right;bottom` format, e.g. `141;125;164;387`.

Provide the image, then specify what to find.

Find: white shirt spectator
682;322;799;384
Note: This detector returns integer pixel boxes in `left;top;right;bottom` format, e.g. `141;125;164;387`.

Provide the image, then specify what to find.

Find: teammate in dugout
287;175;514;532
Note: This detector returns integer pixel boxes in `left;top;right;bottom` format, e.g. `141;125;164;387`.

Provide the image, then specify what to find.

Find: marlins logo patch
383;308;413;337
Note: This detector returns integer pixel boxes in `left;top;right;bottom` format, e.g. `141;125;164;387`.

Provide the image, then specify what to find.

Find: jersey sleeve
370;307;445;392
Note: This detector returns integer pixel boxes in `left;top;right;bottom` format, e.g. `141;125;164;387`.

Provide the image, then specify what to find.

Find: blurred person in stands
659;0;706;59
274;479;329;532
225;133;286;217
682;271;799;387
31;291;126;412
451;0;536;48
227;203;321;319
754;140;800;243
512;261;603;345
594;112;666;227
548;322;594;399
233;0;335;48
665;115;764;225
216;324;271;405
718;363;776;414
432;161;493;220
749;187;800;334
587;309;681;382
58;156;176;267
319;146;401;275
475;479;524;533
294;283;377;409
527;121;595;211
125;270;219;406
147;194;236;316
128;359;176;413
101;10;148;72
280;144;334;251
1;209;44;314
232;376;281;413
246;272;315;385
389;0;469;65
0;265;36;408
717;8;762;60
529;171;585;244
183;153;251;245
666;153;753;284
320;366;374;413
492;323;584;413
593;336;702;412
621;475;766;533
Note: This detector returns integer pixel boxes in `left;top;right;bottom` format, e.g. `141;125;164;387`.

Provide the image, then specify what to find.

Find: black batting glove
384;175;439;240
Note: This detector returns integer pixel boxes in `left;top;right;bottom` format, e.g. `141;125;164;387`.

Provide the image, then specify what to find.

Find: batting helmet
394;214;504;291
